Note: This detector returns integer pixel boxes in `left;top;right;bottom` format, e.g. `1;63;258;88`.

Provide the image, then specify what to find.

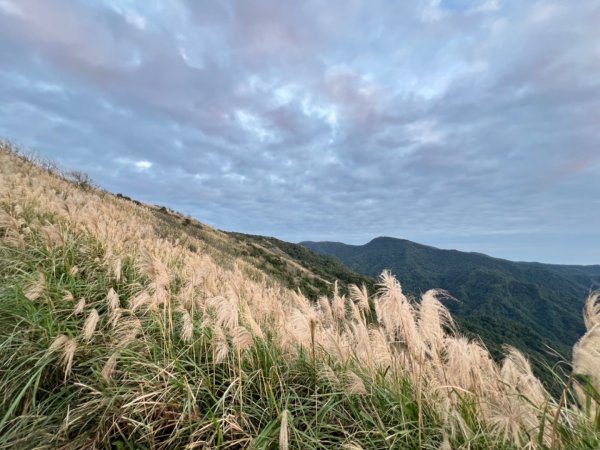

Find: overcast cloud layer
1;0;599;264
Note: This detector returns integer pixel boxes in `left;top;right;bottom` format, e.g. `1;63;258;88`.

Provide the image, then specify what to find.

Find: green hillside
146;204;375;300
301;237;600;375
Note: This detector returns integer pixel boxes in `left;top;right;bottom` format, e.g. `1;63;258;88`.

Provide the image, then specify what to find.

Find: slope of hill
1;143;599;449
302;237;600;366
146;204;376;300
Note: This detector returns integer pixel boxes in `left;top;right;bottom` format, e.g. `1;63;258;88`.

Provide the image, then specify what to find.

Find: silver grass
129;290;152;312
110;307;122;329
207;295;239;332
61;338;78;381
438;434;452;450
74;297;86;315
342;443;364;450
318;296;333;323
344;371;367;395
279;409;289;450
240;302;265;340
419;289;454;351
232;326;253;351
48;335;78;381
82;309;100;341
318;364;340;385
349;301;362;323
349;283;370;313
181;310;194;342
107;288;119;312
572;324;600;391
583;290;600;331
289;308;319;349
213;325;230;363
331;291;346;322
48;335;69;354
139;251;170;289
102;352;119;381
368;327;393;368
41;223;64;248
112;256;122;282
500;346;547;408
115;317;142;348
0;209;23;233
376;271;423;358
572;290;600;391
24;271;46;301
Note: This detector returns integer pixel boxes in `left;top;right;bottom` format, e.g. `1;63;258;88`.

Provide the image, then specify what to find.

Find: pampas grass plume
83;309;99;341
107;288;119;312
24;271;45;301
102;352;119;381
74;297;86;315
279;409;289;450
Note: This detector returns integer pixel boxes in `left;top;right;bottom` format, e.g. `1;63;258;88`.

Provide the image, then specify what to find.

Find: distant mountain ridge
301;236;600;375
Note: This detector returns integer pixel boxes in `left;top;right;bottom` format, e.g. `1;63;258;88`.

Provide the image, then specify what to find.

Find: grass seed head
83;309;100;341
279;409;289;450
24;271;46;301
102;352;119;381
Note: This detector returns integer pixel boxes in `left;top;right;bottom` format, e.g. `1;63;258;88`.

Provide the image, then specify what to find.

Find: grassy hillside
144;204;376;300
1;143;599;449
302;238;600;372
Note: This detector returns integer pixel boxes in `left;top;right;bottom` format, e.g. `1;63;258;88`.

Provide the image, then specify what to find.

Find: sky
0;0;599;265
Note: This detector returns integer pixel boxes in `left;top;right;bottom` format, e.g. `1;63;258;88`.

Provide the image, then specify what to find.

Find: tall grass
0;141;599;449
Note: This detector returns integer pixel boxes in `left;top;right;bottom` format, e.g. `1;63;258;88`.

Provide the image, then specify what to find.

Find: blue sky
1;0;599;264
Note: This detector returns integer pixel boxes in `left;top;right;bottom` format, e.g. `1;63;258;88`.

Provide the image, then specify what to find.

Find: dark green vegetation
302;237;600;380
150;206;375;300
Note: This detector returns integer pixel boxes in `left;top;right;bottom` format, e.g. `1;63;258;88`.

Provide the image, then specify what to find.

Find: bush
65;170;95;190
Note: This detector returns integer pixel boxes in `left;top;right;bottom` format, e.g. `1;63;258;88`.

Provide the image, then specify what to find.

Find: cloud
0;0;599;264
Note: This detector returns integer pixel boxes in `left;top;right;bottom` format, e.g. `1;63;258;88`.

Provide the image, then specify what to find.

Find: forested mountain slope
302;237;600;366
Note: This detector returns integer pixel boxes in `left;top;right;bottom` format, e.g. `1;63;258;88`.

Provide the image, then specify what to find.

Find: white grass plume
572;290;600;391
583;290;600;331
376;270;423;358
331;288;346;322
48;334;78;381
572;325;600;391
114;317;142;348
212;325;230;363
82;309;100;341
74;297;86;315
279;409;289;450
500;346;547;408
344;370;367;395
207;295;239;332
418;289;454;352
102;352;119;381
180;309;194;342
232;325;253;351
349;283;370;313
107;288;119;312
24;271;46;301
318;295;333;324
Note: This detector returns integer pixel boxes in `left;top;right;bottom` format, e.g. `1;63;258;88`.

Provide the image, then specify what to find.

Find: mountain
301;237;600;371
